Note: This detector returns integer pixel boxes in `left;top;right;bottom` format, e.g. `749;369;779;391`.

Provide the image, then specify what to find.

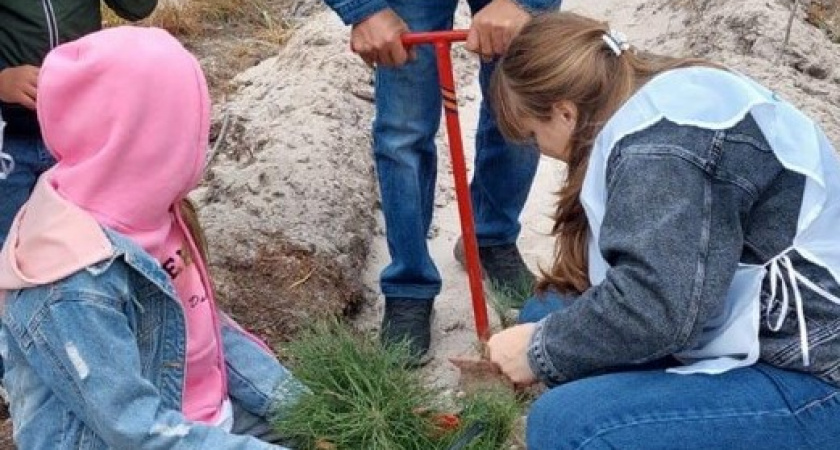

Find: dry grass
102;0;291;42
102;0;296;99
807;0;840;43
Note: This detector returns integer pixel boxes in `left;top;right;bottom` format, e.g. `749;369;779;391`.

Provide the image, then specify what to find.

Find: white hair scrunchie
602;29;630;56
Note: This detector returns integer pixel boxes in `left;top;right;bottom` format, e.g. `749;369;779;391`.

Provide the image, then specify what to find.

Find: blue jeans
373;0;540;300
0;135;55;245
527;364;840;449
230;400;289;447
518;290;573;323
518;295;840;448
0;134;54;383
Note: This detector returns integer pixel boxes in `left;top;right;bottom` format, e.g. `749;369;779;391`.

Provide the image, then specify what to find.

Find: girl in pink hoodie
0;26;304;449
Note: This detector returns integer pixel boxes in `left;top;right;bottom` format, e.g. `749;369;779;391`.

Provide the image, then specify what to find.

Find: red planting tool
401;30;490;342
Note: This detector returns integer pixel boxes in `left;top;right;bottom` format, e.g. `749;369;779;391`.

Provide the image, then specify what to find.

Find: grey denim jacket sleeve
528;116;802;386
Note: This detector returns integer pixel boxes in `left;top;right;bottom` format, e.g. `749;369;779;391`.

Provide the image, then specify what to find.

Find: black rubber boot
453;236;536;300
380;297;434;366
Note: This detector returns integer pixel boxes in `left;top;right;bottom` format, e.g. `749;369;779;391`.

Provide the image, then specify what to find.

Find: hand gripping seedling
401;30;490;342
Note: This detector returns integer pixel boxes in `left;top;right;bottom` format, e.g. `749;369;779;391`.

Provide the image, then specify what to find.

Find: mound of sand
194;11;379;346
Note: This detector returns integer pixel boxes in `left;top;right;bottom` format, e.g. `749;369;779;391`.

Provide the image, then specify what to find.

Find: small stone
750;36;776;60
805;64;830;80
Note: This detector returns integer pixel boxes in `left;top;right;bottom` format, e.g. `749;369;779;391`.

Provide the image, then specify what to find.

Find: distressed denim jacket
528;114;840;387
0;230;303;449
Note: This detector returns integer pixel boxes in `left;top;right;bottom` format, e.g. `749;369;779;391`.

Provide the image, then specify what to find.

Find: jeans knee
527;383;620;450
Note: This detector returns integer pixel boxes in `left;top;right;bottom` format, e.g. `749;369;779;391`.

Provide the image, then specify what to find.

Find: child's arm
104;0;158;22
220;314;308;420
3;290;285;450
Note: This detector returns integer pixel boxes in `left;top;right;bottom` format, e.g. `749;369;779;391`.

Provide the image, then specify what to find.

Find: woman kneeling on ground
0;27;304;449
487;11;840;449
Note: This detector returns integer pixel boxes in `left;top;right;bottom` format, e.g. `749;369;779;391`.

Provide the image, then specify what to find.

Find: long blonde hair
179;198;209;263
492;12;720;295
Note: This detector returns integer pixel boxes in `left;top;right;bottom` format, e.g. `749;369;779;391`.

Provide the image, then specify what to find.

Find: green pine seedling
274;320;525;450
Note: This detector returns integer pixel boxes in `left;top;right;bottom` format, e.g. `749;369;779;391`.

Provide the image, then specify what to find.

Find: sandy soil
194;12;379;351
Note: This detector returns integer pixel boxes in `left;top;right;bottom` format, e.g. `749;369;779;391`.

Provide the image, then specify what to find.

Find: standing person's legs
457;0;541;295
373;0;459;362
527;364;840;449
0;134;55;395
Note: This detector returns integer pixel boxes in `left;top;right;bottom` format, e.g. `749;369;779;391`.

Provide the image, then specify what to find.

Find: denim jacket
0;229;303;449
528;112;840;388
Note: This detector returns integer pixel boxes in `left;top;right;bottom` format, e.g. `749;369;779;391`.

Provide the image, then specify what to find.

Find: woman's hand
486;323;538;386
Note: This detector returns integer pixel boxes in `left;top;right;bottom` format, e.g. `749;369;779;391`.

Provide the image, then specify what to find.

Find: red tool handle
399;30;491;342
400;30;469;46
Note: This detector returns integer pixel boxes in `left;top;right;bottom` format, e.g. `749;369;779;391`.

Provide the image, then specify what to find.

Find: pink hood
0;26;209;289
40;25;210;251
